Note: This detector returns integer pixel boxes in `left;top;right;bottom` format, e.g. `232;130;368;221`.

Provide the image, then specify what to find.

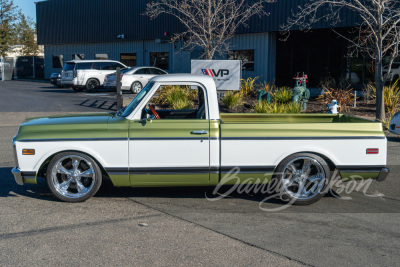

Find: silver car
104;66;167;93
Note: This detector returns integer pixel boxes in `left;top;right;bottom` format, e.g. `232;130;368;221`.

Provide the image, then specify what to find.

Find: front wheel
130;81;142;94
46;152;102;202
273;153;331;205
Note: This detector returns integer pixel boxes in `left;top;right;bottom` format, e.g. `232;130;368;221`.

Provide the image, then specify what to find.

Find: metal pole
1;56;4;81
353;91;357;108
116;67;122;109
32;56;36;79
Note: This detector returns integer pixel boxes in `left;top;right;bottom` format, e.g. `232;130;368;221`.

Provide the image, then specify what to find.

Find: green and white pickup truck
12;74;390;204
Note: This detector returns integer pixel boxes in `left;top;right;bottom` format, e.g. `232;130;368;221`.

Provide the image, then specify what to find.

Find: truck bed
219;113;384;138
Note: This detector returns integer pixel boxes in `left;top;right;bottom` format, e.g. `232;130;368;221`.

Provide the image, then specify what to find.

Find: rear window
63;63;75;71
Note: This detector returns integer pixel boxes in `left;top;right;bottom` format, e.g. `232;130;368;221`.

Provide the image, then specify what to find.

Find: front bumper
12;167;23;185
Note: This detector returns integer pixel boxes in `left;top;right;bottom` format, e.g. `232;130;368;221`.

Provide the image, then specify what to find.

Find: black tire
86;79;100;92
72;86;83;92
273;153;331;205
130;81;142;94
46;152;102;202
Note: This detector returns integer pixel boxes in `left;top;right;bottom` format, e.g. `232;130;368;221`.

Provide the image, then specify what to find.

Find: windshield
63;63;75;71
122;82;155;117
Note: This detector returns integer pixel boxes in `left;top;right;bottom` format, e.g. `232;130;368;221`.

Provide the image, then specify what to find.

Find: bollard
116;67;123;109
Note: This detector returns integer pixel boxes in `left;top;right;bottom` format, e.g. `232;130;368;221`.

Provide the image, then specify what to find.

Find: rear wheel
130;81;142;94
46;152;102;202
86;79;100;92
273;153;331;205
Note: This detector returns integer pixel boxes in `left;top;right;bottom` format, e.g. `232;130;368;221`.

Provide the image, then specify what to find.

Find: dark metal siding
37;0;361;45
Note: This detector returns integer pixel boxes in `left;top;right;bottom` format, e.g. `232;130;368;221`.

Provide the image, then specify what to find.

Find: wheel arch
37;149;109;181
273;150;338;173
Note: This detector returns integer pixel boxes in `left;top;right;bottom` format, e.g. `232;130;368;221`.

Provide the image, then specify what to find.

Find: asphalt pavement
0;80;399;266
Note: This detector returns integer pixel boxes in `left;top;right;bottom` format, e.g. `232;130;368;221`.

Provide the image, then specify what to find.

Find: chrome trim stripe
129;137;218;141
221;166;275;173
130;167;210;175
221;136;386;140
18;137;219;142
18;138;128;142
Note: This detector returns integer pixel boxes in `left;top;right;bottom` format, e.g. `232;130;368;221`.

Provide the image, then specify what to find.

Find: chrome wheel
131;82;142;94
282;156;326;200
51;155;96;199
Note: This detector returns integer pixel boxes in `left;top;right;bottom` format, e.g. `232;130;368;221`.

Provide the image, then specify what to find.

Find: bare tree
145;0;273;60
282;0;400;120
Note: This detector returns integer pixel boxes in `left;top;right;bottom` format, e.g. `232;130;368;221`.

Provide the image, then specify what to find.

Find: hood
16;113;114;141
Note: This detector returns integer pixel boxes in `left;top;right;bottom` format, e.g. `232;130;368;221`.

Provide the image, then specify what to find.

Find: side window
117;63;126;69
100;62;113;70
92;62;101;70
76;63;93;70
150;68;166;75
135;69;146;75
143;85;206;120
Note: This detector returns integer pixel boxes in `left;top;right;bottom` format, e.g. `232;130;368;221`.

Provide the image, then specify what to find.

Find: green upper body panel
15;113;129;141
15;112;384;141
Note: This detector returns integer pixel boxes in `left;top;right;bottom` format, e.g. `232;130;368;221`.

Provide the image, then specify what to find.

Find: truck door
128;84;210;186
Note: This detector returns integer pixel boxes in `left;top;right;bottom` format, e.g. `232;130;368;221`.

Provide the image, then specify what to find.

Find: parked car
61;60;127;92
11;75;389;203
50;73;63;88
104;66;167;93
383;62;400;82
389;111;400;135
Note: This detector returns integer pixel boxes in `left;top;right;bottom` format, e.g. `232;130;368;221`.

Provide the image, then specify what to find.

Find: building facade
37;0;360;86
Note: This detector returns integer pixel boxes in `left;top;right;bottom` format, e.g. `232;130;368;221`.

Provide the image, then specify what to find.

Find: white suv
61;60;127;92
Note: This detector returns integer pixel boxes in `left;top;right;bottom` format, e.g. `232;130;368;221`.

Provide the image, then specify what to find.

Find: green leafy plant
370;79;400;115
172;98;193;109
271;87;293;104
222;91;243;110
241;77;259;96
154;85;195;109
253;101;301;113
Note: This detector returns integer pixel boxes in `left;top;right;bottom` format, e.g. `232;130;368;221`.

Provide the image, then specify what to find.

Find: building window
52;55;63;68
228;50;255;71
120;53;137;67
72;54;85;60
150;52;169;70
95;53;109;60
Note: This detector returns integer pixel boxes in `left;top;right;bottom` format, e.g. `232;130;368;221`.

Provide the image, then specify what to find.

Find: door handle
191;130;208;135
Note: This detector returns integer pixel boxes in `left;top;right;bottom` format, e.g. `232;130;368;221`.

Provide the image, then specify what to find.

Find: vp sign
191;60;241;90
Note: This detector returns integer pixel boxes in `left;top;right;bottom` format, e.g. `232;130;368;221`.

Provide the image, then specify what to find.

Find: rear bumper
377;168;390;182
338;166;390;182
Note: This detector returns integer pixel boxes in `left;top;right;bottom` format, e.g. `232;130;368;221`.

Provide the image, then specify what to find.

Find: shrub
241;77;259;96
258;82;274;94
317;86;355;112
154;85;195;109
271;87;293;104
370;80;400;115
222;91;243;110
254;101;301;113
172;98;193;110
